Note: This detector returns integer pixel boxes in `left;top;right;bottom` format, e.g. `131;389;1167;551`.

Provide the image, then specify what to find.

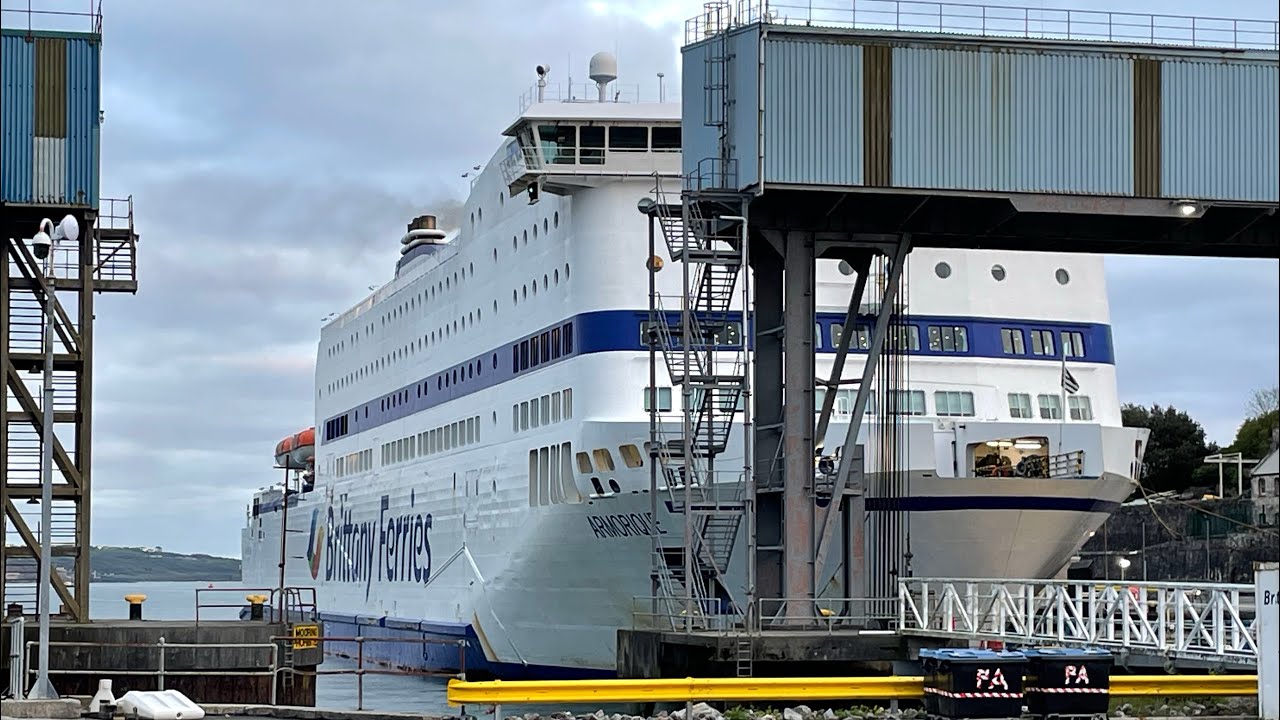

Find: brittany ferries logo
319;494;434;601
305;509;324;580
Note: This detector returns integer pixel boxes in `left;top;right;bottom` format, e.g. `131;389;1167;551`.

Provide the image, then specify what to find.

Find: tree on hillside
1227;409;1280;460
1246;385;1279;419
1122;403;1219;493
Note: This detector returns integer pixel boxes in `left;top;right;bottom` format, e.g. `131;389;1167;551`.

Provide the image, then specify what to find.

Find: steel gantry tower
1;198;139;622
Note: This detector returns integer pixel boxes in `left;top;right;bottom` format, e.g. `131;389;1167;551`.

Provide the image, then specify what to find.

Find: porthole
565;263;570;278
492;411;498;423
543;274;548;289
470;212;474;226
837;260;855;276
554;211;559;228
532;281;538;295
533;225;538;239
512;236;517;250
523;230;528;245
554;269;560;284
470;262;474;275
494;248;499;261
478;208;483;223
493;300;498;312
523;285;528;299
513;290;517;304
1055;268;1070;285
499;192;504;206
991;264;1006;281
935;262;952;279
492;353;498;369
543;218;548;233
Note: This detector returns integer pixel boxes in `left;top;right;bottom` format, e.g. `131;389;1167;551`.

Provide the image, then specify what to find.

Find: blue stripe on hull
319;308;1115;444
317;612;615;680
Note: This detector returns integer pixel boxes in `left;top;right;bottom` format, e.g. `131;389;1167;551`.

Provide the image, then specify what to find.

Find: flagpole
1058;338;1067;455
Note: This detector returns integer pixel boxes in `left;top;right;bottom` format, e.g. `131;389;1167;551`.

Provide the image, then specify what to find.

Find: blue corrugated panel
1;32;35;204
892;46;1132;195
680;40;723;182
0;28;100;207
1162;59;1279;202
728;28;760;189
64;33;100;207
763;37;863;187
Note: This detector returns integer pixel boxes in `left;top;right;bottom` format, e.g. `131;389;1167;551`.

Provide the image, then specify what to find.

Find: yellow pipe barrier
446;674;1257;705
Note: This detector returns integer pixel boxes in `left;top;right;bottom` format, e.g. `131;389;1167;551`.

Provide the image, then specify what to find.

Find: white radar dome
588;51;618;85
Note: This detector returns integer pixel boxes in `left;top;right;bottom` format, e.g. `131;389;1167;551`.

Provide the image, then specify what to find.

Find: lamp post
26;215;79;700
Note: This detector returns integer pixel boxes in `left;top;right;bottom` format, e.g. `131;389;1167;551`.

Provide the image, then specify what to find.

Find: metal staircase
646;170;752;633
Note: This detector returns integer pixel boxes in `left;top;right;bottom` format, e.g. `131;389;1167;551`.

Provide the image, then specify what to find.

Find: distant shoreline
63;546;241;584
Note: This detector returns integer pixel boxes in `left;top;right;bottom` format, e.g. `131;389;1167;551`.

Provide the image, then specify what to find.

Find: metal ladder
734;633;754;677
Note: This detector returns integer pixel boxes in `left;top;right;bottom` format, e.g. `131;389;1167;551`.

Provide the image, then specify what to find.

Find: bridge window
609;126;647;151
1068;395;1094;421
563;388;573;418
580;126;605;164
1000;328;1025;355
1030;329;1056;357
887;390;926;416
538;125;576;164
928;325;969;353
1037;394;1063;420
576;452;593;474
1062;331;1086;358
644;387;673;412
1008;393;1033;419
935;391;975;417
652;126;681;151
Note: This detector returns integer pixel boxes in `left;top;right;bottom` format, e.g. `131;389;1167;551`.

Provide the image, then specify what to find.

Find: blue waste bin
919;648;1026;719
1022;646;1113;718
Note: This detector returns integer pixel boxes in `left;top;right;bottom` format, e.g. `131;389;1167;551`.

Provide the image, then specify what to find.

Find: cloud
71;0;686;555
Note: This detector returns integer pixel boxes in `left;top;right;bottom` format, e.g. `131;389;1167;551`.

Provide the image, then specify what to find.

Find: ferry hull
241;422;1136;678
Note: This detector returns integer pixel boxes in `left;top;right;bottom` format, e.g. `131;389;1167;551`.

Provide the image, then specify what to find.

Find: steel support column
781;232;816;621
750;233;784;616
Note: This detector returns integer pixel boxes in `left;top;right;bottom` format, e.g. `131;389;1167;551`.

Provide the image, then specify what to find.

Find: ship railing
753;596;900;632
517;81;651;113
271;634;468;712
630;595;745;633
15;636;280;704
898;576;1259;666
1047;449;1086;478
0;3;102;34
687;0;1279;51
194;585;318;627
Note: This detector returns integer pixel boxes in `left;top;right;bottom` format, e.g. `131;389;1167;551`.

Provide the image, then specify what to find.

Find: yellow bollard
246;594;269;621
124;594;147;620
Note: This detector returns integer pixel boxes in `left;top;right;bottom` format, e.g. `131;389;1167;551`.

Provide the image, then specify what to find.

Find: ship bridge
500;53;683;200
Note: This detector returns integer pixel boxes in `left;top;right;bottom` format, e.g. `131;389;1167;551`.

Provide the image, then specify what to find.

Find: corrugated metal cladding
763;37;864;187
680;40;722;183
1161;60;1279;203
892;46;1132;195
727;28;760;189
0;29;100;207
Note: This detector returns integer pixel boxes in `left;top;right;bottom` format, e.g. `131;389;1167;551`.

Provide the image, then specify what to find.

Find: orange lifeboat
273;427;315;470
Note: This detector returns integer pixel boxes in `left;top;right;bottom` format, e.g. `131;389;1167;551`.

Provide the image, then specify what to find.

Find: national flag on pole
1061;365;1080;394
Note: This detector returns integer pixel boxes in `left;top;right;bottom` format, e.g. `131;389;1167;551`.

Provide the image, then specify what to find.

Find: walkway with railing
898;576;1260;666
686;0;1279;50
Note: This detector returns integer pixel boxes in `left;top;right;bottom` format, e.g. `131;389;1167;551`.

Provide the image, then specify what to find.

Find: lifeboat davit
273;427;315;471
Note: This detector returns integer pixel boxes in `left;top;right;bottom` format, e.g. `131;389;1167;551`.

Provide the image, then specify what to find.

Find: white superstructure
241;56;1148;679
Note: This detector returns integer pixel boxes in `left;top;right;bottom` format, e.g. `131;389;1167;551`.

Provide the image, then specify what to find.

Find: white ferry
241;54;1149;679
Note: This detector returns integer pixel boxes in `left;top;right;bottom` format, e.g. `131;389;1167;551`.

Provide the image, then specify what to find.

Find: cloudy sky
10;0;1278;557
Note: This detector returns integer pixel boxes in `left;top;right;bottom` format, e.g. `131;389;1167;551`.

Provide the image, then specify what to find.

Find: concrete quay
1;619;325;706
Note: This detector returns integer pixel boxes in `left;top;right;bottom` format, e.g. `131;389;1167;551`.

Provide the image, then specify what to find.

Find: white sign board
1259;562;1279;720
